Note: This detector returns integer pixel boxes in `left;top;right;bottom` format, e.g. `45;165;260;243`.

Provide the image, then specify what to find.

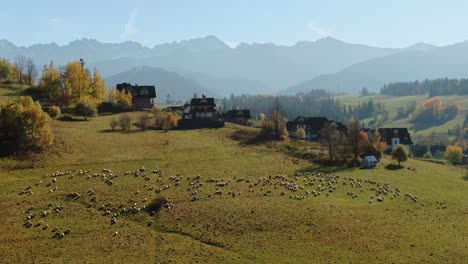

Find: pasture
0;115;466;263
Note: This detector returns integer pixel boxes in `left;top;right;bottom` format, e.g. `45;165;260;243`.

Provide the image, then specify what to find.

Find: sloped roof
116;83;156;98
191;96;216;107
364;156;378;162
378;128;414;145
286;116;347;132
225;110;252;119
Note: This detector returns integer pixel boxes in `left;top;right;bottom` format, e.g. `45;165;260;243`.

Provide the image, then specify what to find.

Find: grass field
0;113;466;263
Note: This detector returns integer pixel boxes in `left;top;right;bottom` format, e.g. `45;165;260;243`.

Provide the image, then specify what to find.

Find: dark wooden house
178;95;224;129
116;83;156;110
378;128;413;153
224;110;252;126
286;116;346;140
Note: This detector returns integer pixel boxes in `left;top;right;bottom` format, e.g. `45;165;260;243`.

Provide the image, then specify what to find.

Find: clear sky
1;0;468;48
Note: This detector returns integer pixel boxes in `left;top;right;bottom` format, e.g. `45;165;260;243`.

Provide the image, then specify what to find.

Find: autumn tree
108;89;132;109
90;68;107;102
0;58;13;79
40;60;62;100
62;61;91;100
264;99;287;140
0;96;53;151
360;131;387;160
391;145;408;166
444;145;463;165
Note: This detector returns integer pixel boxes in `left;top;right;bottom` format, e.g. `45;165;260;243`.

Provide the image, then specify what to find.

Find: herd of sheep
19;166;447;239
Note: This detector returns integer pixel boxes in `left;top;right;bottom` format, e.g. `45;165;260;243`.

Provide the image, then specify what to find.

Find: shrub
138;113;151;130
74;99;97;120
423;151;433;159
154;112;178;131
109;117;118;131
164;113;178;130
296;127;306;139
444;145;463;165
434;150;445;160
119;113;132;130
48;105;61;118
0;96;53;152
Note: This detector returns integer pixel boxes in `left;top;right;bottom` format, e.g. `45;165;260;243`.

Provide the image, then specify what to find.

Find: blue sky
1;0;468;48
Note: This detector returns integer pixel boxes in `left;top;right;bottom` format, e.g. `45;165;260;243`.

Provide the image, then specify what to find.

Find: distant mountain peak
0;39;15;48
315;36;343;44
406;42;436;51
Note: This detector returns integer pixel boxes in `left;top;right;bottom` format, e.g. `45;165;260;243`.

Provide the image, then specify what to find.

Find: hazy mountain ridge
104;66;213;103
2;36;465;96
284;40;468;94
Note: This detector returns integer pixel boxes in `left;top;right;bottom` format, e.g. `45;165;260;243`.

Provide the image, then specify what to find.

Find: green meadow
0;113;466;263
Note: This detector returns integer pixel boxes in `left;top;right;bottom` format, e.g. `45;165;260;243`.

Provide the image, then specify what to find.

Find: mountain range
1;36;468;96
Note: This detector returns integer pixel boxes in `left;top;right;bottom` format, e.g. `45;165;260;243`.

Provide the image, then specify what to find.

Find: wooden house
178;95;224;129
224;110;252;126
286;116;347;140
378;128;413;153
116;83;156;110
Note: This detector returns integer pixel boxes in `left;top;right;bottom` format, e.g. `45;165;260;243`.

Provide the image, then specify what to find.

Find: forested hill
380;78;468;96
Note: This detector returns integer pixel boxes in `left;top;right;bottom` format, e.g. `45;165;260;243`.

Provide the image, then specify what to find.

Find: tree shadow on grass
98;129;149;134
385;164;404;170
57;116;88;122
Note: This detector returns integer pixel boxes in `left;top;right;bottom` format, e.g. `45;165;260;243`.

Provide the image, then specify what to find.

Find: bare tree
319;122;346;161
14;55;27;83
347;118;362;164
270;98;287;140
25;58;38;85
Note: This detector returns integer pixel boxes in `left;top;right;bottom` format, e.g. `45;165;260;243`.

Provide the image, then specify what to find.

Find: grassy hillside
0;82;29;105
338;94;468;139
0;115;466;263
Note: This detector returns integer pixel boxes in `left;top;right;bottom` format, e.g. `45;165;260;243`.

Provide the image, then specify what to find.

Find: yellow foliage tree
0;96;53;151
0;58;14;80
62;61;91;100
39;60;62;99
108;89;132;109
444;145;463;165
90;68;107;102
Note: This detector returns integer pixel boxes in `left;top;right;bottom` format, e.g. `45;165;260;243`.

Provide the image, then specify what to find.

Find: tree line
381;78;468;97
